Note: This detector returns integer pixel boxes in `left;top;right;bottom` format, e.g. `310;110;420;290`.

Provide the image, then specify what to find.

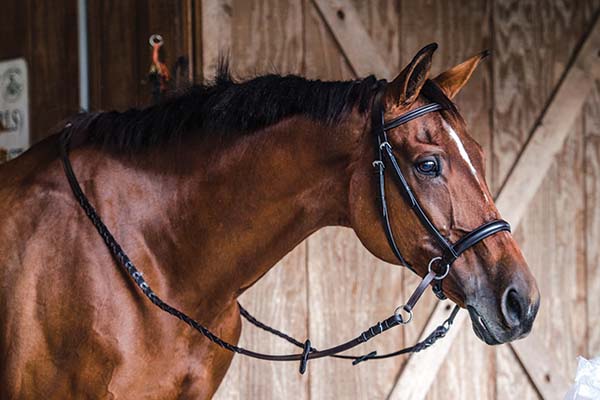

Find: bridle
370;85;511;300
58;80;510;374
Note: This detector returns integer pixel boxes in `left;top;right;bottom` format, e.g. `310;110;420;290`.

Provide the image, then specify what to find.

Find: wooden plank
302;0;354;81
88;0;142;110
199;0;232;81
27;0;79;142
304;1;404;398
213;247;309;400
0;0;79;143
88;0;194;110
230;0;303;77
351;0;401;75
388;305;468;400
494;3;597;399
396;2;496;400
584;81;600;356
390;11;599;399
511;320;578;400
212;1;307;398
307;228;408;400
495;346;540;400
493;14;600;225
508;116;587;399
310;0;391;78
508;154;585;399
141;0;194;96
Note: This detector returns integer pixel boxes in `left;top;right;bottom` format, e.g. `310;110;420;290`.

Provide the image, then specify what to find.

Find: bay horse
0;43;539;399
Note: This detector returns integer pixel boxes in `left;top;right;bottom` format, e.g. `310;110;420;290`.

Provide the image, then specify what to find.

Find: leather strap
370;82;511;299
449;219;511;261
57;79;511;375
373;158;414;272
383;103;444;131
405;271;436;311
60;131;419;369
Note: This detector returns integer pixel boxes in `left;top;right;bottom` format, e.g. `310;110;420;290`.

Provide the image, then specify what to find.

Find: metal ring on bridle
149;34;164;46
427;256;450;280
394;304;413;325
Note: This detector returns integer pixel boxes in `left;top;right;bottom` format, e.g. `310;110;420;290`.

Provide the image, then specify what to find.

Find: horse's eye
415;158;440;176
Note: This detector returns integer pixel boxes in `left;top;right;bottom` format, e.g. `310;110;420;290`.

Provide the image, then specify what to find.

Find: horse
0;43;539;399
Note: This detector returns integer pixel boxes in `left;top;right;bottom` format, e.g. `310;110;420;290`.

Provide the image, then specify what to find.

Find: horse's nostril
501;287;523;328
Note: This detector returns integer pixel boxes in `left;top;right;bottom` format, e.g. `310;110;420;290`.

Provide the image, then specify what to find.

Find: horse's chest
104;302;242;399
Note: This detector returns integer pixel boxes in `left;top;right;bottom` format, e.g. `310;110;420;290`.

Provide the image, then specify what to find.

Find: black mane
69;66;456;151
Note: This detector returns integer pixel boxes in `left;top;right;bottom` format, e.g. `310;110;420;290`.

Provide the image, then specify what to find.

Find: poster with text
0;58;29;164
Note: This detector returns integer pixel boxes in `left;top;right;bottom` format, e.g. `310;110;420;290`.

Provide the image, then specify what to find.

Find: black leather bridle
58;81;510;374
370;86;511;300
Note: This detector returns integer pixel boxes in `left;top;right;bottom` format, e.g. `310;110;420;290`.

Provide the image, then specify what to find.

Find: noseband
370;85;511;299
58;81;510;374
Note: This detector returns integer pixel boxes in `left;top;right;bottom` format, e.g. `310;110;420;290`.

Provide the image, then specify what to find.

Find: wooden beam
310;0;391;78
389;15;600;400
509;340;570;400
387;305;468;400
495;15;600;225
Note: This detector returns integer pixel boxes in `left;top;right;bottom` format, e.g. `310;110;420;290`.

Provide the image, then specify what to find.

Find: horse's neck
83;116;357;318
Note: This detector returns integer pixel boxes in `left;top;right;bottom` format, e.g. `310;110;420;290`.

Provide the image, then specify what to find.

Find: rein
58;82;509;374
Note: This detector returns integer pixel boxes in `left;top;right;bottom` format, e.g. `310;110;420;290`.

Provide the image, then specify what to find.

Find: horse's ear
385;43;437;107
433;50;490;99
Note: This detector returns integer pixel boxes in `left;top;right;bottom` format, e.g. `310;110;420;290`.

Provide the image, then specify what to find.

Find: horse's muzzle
467;284;540;345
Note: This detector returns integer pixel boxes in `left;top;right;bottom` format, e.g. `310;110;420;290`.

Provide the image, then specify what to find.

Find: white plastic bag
564;356;600;400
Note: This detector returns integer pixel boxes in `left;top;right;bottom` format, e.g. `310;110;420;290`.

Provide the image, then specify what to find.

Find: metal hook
149;34;164;47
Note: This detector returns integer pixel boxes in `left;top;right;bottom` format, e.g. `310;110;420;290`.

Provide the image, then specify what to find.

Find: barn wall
0;0;79;144
492;2;598;398
1;1;598;398
210;1;600;399
87;0;194;110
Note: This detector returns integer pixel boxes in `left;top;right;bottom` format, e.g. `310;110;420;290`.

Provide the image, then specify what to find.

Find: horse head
349;44;540;344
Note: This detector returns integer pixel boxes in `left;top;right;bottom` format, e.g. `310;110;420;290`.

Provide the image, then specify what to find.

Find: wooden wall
209;1;600;399
87;0;194;110
0;0;79;144
1;1;598;398
493;2;598;398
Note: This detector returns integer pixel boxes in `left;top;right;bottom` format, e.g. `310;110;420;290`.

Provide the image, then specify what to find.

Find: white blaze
441;119;490;203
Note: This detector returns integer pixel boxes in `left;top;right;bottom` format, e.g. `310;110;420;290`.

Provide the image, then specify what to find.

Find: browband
383;102;445;131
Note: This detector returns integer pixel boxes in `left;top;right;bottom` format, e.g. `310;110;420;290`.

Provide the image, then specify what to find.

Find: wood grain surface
395;2;496;399
88;0;193;110
211;1;307;398
304;1;406;398
584;80;600;357
0;0;79;143
492;1;598;399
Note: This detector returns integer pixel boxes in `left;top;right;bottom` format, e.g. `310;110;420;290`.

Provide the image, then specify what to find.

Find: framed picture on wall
0;58;29;164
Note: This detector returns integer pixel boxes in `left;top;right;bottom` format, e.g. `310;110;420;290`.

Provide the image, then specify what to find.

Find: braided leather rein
56;80;512;374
